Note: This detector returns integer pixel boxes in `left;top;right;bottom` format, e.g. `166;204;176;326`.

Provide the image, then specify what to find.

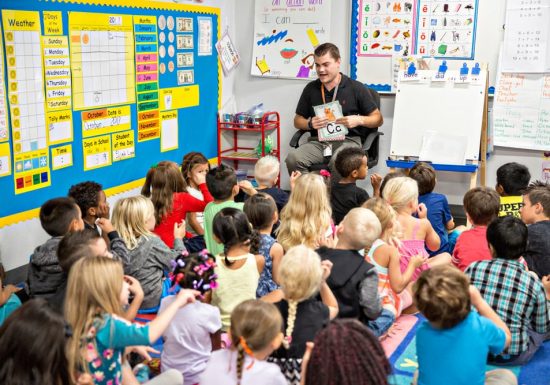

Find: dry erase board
0;0;220;224
350;0;504;94
390;68;487;164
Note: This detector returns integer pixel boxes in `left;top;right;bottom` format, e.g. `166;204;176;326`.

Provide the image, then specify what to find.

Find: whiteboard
351;0;505;94
390;69;487;162
250;0;331;80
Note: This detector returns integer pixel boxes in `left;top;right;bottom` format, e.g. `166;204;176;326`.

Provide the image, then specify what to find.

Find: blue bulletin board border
0;0;221;226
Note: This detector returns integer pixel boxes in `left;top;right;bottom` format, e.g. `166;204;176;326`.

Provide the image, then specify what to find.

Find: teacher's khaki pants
285;136;362;178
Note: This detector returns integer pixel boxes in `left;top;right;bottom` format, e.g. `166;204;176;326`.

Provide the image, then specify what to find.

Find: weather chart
251;0;331;80
0;0;219;224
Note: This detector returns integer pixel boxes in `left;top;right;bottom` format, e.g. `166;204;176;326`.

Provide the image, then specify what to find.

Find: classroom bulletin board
0;0;220;225
350;0;505;93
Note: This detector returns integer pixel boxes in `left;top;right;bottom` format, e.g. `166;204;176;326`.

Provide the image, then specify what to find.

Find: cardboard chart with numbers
0;0;219;223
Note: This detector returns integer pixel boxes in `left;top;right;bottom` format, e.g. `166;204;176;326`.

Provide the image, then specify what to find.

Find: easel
387;64;489;189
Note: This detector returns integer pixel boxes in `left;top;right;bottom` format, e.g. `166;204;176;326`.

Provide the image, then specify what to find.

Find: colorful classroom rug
383;314;550;385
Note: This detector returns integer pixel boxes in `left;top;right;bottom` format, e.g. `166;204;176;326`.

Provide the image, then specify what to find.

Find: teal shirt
85;314;150;385
203;201;244;255
0;293;21;326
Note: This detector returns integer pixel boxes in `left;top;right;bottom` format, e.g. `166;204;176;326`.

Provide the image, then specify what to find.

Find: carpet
382;314;549;385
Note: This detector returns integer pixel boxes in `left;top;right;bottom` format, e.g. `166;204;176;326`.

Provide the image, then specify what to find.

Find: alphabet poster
251;0;331;80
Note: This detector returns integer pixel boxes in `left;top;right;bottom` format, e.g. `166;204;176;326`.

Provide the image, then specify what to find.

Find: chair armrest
289;130;309;148
363;131;383;151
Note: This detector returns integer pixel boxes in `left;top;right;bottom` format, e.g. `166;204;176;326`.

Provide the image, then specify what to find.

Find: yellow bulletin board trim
0;177;146;228
0;155;220;228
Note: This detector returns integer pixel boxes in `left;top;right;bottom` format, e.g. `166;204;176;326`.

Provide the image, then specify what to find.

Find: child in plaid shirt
466;216;550;366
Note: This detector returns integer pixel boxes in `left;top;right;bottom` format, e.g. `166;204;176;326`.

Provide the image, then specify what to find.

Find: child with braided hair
266;245;338;385
210;207;265;331
303;319;392;385
160;250;222;385
200;299;286;385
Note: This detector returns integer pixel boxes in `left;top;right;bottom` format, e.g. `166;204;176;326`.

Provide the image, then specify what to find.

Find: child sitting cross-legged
363;197;427;336
520;181;550;278
264;245;338;385
383;177;451;281
413;265;516;385
466;216;550;366
452;187;500;271
200;299;287;385
159;250;222;385
317;207;382;324
330;147;370;225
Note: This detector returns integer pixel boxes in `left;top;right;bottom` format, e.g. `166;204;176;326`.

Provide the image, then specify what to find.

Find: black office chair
289;88;383;170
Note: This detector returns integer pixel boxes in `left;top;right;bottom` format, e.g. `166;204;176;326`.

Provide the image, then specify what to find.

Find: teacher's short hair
314;43;340;61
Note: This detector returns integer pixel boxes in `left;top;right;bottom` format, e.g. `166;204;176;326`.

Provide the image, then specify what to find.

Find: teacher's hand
336;115;362;129
311;116;328;129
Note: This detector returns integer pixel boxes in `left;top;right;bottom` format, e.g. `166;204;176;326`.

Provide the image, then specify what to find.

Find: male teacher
285;43;383;177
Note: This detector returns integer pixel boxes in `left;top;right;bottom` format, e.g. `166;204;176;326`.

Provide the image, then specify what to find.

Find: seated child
210;207;264;331
330;147;370;224
267;245;338;385
520;181;550;278
452;187;500;271
200;299;286;385
112;195;187;310
0;262;21;326
27;197;84;299
414;265;516;385
243;193;283;297
363;198;426;336
496;162;531;218
372;170;407;198
142;160;213;251
466;216;550;366
304;319;392;385
383;177;451;281
317;207;382;323
68;181;110;235
409;162;459;255
252;155;290;212
160;251;222;385
50;229;143;319
181;152;211;240
204;164;244;255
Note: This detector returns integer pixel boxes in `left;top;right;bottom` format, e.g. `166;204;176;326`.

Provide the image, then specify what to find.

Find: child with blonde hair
267;245;338;385
180;152;211;241
210;208;265;331
200;299;286;385
65;256;198;385
277;174;333;251
363;197;427;336
383;177;451;281
112;195;186;310
244;193;284;297
252;155;290;212
142;160;212;250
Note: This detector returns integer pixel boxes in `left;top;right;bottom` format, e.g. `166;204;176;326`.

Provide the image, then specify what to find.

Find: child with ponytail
210;208;265;331
267;245;338;385
160;250;222;385
142;160;213;250
200;299;286;385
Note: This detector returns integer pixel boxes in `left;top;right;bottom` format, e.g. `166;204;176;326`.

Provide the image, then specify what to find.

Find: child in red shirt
452;187;500;271
141;160;213;249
